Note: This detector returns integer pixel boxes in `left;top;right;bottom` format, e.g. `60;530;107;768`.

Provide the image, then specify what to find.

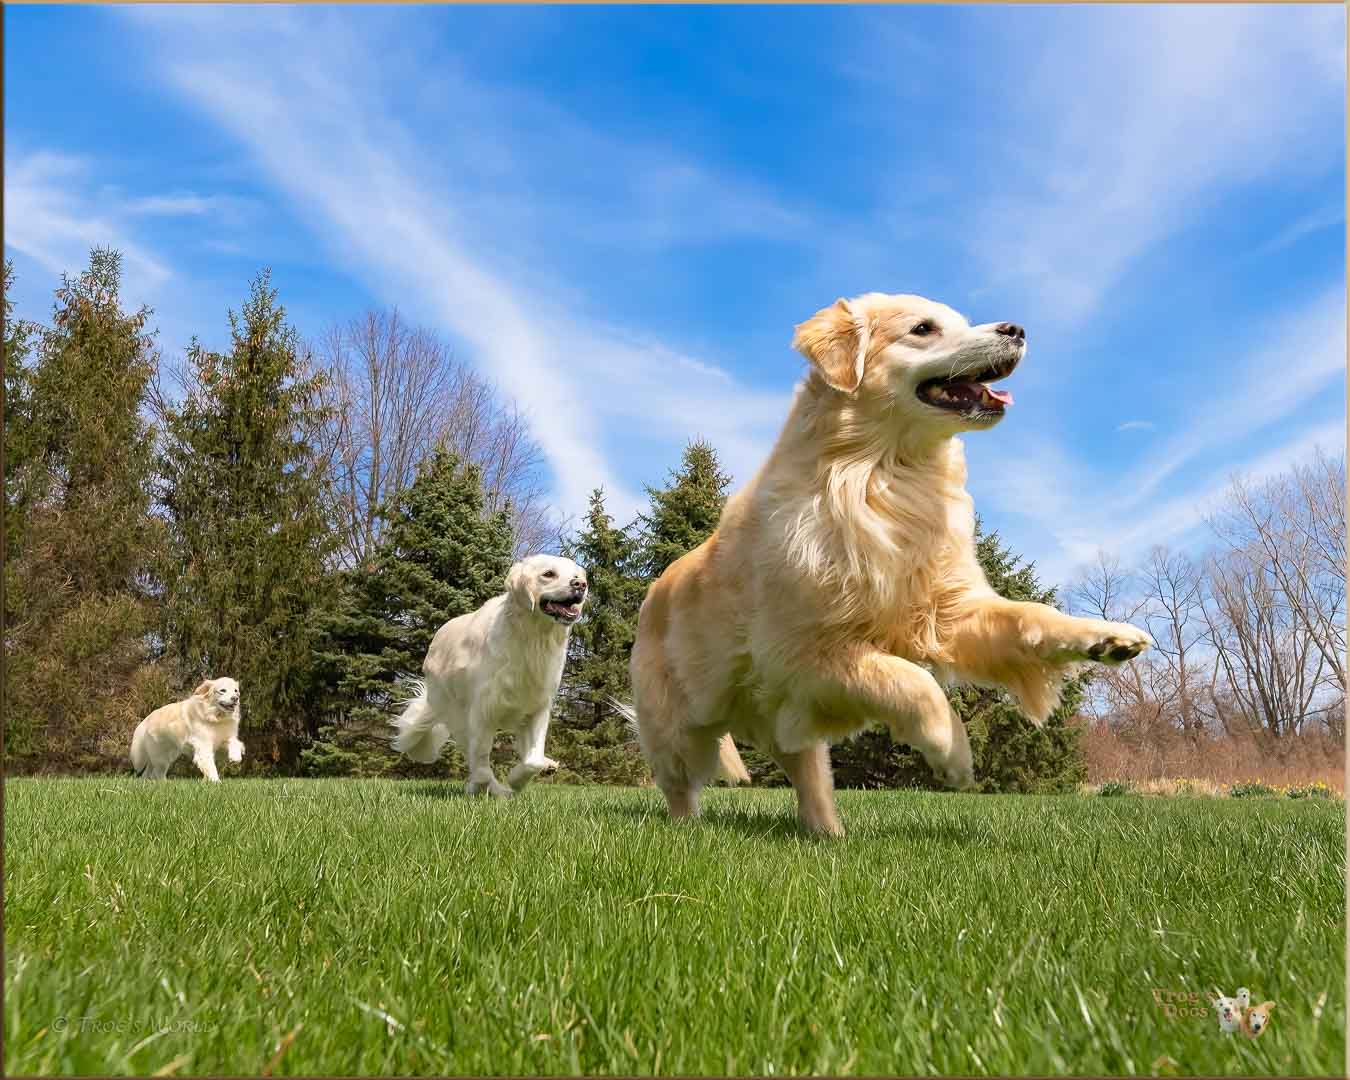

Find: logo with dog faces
1151;986;1276;1039
1212;987;1276;1039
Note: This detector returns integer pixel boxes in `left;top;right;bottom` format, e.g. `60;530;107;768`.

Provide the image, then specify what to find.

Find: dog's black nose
995;322;1025;341
571;578;586;589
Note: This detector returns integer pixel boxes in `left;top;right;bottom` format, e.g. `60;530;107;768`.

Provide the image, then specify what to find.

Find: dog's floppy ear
192;680;213;697
505;561;535;612
792;297;870;393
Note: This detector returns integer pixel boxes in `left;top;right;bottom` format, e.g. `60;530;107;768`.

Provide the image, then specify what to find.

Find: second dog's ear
792;297;870;393
505;562;535;612
193;681;212;697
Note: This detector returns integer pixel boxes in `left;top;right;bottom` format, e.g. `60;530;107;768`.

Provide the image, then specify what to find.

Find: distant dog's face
194;677;240;710
792;292;1026;435
507;555;588;625
1244;1002;1275;1038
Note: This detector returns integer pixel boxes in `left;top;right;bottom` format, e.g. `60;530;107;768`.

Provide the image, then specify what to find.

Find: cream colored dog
631;292;1151;835
391;555;587;796
130;677;243;781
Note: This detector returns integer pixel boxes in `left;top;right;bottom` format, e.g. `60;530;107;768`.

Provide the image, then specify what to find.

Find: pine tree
157;271;337;743
827;518;1087;794
3;259;38;569
637;439;732;580
541;488;650;785
3;250;170;767
303;447;514;775
565;488;645;724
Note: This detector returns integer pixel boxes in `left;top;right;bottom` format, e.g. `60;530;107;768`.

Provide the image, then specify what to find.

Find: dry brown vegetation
1080;722;1344;792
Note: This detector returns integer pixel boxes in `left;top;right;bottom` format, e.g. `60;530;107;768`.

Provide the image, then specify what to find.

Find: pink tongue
985;387;1014;406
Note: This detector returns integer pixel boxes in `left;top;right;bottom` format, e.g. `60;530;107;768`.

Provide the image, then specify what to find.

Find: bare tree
1069;552;1159;729
1200;543;1328;739
319;310;559;566
1066;454;1345;744
1137;546;1212;739
1203;456;1345;736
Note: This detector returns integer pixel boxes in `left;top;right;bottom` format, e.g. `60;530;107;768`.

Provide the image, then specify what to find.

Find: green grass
5;779;1344;1077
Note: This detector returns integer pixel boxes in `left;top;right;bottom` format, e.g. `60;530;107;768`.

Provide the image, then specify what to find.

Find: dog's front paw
469;775;515;798
1085;625;1152;665
227;740;245;764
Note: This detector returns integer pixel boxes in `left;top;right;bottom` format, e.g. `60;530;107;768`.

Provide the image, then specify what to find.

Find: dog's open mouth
916;359;1017;417
541;595;585;624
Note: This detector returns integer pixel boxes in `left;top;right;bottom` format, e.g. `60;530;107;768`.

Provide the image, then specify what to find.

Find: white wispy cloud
939;4;1345;585
1117;286;1345;509
1253;203;1346;256
983;416;1344;589
125;193;233;218
960;4;1344;326
4;151;172;296
121;5;793;522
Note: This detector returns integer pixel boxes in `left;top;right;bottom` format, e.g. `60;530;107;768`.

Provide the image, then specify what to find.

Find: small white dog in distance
130;677;243;781
391;555;587;796
1213;993;1243;1035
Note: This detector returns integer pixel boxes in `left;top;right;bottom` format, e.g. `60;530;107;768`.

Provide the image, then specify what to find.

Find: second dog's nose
995;322;1025;341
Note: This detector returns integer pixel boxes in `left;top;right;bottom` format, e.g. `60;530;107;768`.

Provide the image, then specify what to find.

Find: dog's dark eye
542;570;557;579
912;320;938;337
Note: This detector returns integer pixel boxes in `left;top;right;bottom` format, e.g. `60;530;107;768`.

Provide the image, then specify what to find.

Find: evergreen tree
825;518;1087;794
564;488;645;724
303;448;514;775
628;439;753;784
157;271;337;742
546;488;650;785
3;259;38;568
636;439;732;580
3;250;170;767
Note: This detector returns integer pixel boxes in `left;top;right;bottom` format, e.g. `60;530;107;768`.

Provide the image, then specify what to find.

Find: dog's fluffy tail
715;734;752;786
130;719;149;776
605;697;751;787
389;678;450;764
606;696;640;736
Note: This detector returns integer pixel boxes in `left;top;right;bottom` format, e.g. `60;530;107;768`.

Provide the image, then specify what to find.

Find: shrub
1286;782;1337;800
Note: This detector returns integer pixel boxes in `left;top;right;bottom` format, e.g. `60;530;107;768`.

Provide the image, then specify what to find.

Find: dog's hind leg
648;725;724;820
769;742;843;837
464;706;513;798
391;680;452;763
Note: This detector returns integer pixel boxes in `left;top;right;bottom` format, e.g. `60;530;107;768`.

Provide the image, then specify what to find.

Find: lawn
4;778;1344;1076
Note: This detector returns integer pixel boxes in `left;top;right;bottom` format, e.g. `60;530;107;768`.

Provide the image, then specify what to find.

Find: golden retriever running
391;555;588;796
130;677;243;781
631;292;1150;835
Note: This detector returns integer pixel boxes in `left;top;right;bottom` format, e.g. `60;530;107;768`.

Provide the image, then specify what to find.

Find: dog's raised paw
1087;632;1150;664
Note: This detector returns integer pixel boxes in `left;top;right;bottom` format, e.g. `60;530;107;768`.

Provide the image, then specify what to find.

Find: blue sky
5;3;1345;586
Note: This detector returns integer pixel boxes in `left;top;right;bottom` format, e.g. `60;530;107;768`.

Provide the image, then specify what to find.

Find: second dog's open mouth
916;360;1016;417
541;597;584;623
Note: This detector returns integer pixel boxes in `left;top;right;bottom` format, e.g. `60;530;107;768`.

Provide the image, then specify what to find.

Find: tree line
15;247;1324;790
1068;451;1346;752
